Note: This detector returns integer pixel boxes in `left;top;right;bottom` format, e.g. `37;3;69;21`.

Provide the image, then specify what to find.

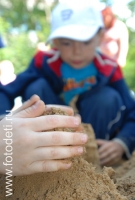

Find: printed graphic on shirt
60;62;98;104
63;76;96;92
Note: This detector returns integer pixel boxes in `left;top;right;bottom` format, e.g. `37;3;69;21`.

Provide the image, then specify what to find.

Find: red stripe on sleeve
34;51;51;68
111;66;123;82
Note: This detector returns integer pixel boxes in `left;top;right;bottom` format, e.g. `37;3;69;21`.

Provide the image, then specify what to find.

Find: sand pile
82;123;99;165
114;152;135;200
0;157;127;200
45;108;100;166
0;107;133;200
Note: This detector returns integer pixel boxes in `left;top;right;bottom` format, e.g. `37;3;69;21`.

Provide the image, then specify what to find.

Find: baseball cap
46;2;104;44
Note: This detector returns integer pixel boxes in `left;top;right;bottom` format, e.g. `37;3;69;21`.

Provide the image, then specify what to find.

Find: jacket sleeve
0;56;43;114
111;78;135;156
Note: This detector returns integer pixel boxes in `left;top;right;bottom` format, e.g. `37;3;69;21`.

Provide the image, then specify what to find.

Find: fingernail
81;134;88;143
65;162;72;169
77;147;83;154
32;101;40;109
74;117;80;126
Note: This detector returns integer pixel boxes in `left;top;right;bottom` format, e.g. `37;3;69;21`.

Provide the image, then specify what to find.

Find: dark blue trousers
76;86;126;140
23;78;126;140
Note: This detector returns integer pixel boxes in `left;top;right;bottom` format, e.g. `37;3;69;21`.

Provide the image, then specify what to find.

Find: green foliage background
123;29;135;91
0;0;135;91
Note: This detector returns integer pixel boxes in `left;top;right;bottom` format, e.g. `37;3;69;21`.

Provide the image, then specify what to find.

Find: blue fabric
61;62;98;104
23;78;65;105
0;51;135;155
77;86;126;140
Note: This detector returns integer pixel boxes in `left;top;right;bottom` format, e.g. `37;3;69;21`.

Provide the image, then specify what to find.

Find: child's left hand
96;139;125;166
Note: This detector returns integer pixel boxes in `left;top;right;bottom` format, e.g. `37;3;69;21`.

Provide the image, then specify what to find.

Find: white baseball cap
46;2;104;43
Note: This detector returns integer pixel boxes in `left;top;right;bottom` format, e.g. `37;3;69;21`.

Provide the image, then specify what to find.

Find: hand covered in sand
0;95;88;176
96;139;124;166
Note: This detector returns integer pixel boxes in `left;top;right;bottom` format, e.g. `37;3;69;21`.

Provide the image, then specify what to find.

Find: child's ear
53;39;59;48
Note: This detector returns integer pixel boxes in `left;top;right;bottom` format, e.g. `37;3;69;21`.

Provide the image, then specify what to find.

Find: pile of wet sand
114;152;135;200
0;108;134;200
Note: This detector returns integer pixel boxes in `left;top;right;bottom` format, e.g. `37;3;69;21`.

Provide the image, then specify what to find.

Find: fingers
13;95;40;115
96;139;106;146
98;142;112;165
100;153;119;166
35;131;88;147
98;143;110;155
28;115;81;131
33;146;84;161
13;144;84;175
98;142;123;166
30;160;72;173
46;105;74;116
99;149;112;160
14;100;45;118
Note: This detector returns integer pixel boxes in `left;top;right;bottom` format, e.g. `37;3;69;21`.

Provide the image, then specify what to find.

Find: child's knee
23;78;49;100
34;78;49;89
97;87;123;110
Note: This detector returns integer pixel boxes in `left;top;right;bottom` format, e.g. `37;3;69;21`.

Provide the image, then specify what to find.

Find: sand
0;107;134;200
114;152;135;200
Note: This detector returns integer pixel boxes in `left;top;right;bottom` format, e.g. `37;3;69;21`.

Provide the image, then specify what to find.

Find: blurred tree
0;0;53;73
123;29;135;91
0;0;48;30
127;0;135;15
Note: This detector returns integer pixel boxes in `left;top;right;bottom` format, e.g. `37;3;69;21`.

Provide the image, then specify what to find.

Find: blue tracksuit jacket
0;49;135;156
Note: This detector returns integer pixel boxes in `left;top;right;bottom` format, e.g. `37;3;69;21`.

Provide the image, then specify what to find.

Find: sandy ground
0;108;134;200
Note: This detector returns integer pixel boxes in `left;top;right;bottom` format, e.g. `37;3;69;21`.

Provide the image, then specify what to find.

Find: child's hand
0;95;88;176
96;139;124;166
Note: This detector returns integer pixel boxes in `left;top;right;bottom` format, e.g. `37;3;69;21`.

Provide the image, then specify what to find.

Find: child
99;6;129;67
0;2;135;166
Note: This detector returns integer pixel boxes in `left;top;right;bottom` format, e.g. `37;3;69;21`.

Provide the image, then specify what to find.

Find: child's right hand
97;139;124;166
0;95;88;176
